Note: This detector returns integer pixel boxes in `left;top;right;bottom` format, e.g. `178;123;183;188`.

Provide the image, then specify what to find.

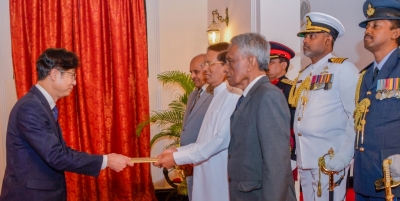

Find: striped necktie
235;95;244;111
373;67;379;82
189;88;203;114
52;106;59;121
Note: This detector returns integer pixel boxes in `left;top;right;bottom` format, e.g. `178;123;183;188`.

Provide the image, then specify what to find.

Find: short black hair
390;20;400;45
36;48;79;80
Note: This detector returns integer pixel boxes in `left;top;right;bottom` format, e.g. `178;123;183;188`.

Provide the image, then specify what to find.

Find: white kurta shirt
174;81;241;201
294;53;359;169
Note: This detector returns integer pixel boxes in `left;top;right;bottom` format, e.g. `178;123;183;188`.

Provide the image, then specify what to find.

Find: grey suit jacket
227;76;296;201
180;87;213;146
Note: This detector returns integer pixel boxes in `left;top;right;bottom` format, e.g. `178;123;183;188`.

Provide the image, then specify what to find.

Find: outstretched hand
107;153;134;172
153;148;178;169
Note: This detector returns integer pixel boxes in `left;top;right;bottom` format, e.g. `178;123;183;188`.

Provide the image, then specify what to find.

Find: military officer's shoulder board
328;57;348;64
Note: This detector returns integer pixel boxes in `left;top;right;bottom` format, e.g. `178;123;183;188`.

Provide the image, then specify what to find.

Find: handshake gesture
106;153;135;172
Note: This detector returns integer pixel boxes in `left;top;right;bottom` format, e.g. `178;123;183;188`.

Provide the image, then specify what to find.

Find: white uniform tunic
293;53;358;201
174;81;241;201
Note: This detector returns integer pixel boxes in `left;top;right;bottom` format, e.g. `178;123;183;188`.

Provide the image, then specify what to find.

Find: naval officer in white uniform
290;12;359;201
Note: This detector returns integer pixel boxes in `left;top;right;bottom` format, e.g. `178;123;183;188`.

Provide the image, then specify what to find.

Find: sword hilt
318;148;339;197
375;159;400;201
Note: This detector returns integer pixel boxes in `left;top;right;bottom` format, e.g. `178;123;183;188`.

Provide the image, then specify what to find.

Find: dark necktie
189;88;203;114
235;95;244;111
373;67;379;82
52;106;59;121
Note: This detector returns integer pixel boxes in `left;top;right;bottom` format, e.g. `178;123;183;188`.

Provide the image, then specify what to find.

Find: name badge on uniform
376;78;400;100
310;74;334;90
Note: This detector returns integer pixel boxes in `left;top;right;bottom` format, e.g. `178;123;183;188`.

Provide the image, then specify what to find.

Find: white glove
388;154;400;181
326;153;352;171
291;160;297;171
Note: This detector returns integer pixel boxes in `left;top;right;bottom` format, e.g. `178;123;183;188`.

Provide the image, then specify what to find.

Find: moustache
364;34;372;40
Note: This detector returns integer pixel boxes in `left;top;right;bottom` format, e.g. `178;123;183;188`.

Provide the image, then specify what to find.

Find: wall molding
251;0;260;33
146;0;165;188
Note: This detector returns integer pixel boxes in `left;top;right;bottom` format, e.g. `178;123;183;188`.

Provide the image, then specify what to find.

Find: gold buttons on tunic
359;147;364;152
367;91;372;95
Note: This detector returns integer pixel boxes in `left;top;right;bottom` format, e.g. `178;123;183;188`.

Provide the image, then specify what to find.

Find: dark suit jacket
180;87;213;146
228;76;296;201
354;48;400;197
0;86;103;201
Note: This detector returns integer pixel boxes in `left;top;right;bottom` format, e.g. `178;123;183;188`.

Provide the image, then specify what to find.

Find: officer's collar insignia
367;3;375;16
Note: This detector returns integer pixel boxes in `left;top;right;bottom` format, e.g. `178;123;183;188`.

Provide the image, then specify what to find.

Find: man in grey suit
179;54;213;200
225;33;296;201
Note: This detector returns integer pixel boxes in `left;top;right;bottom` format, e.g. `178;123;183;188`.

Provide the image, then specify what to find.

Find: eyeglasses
57;68;76;80
200;61;225;68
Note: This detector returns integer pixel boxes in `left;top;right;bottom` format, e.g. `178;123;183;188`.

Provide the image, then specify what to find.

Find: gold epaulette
281;79;294;86
328;58;348;64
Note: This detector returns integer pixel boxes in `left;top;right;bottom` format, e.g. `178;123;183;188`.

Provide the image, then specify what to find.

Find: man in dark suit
0;48;134;201
225;33;296;201
179;54;213;200
354;1;400;200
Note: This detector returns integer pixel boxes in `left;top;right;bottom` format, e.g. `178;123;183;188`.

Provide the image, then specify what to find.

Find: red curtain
9;0;156;200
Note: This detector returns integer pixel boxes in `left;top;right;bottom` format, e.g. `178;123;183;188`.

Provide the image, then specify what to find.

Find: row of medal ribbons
376;78;400;100
310;74;334;91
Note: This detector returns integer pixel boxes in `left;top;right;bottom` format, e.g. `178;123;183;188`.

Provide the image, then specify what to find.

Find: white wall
146;0;208;188
0;0;17;191
260;1;301;79
305;0;373;70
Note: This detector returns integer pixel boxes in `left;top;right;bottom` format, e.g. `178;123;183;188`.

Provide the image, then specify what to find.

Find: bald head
190;54;206;88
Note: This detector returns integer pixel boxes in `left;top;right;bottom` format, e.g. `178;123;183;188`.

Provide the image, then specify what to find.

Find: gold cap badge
304;16;331;33
367;3;375;16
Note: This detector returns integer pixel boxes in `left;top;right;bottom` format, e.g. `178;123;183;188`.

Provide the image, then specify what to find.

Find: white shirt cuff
173;150;191;165
101;155;107;170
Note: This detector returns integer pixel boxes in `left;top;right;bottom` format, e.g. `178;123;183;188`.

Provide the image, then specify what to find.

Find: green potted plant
136;70;194;196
